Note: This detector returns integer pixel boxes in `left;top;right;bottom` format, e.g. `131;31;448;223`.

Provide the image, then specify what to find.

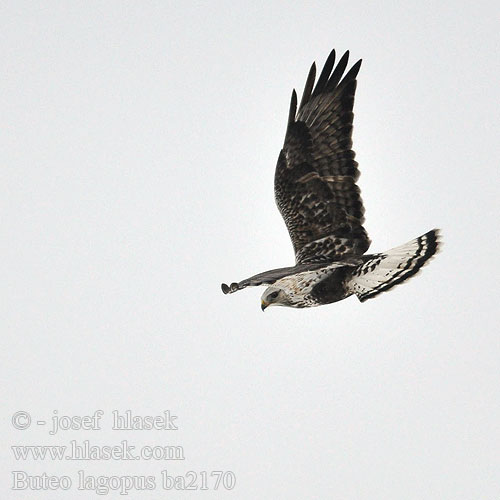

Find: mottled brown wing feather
275;49;370;264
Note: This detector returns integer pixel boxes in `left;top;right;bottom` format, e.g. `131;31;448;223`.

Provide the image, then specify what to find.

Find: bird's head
260;286;294;311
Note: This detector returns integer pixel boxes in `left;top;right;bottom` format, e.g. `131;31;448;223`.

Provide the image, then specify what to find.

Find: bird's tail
348;229;441;302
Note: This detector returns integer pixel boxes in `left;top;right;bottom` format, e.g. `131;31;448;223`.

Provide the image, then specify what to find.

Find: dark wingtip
299;62;316;111
286;89;298;133
221;282;240;294
349;58;363;78
312;48;336;97
326;47;336;61
291;88;298;111
325;50;350;91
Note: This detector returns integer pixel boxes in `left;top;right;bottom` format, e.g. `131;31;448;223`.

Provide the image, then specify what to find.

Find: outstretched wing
275;49;370;264
221;262;327;295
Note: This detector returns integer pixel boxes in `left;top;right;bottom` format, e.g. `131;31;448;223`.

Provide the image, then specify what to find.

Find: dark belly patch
309;267;350;304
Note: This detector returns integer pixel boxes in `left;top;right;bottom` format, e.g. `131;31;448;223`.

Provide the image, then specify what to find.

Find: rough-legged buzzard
221;49;440;310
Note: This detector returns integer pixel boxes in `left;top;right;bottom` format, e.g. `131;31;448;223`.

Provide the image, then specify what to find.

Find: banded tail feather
349;229;441;302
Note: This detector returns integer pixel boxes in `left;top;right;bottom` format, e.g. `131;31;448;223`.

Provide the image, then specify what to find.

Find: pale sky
2;1;500;498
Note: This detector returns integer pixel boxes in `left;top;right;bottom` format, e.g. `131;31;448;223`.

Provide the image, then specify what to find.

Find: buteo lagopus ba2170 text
221;49;440;310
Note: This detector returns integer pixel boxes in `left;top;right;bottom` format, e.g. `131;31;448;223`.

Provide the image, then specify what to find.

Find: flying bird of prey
221;49;440;310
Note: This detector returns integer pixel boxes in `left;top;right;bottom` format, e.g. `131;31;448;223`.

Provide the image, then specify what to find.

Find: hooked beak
261;300;269;312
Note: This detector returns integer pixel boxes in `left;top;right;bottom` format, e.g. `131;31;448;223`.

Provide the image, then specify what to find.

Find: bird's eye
268;291;279;300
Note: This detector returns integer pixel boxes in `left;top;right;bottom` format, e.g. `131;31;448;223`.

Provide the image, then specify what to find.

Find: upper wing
275;49;370;264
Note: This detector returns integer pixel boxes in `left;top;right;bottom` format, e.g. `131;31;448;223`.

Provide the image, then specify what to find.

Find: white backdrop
2;1;499;498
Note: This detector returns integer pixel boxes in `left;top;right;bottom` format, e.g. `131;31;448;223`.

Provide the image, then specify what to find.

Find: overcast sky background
2;1;500;498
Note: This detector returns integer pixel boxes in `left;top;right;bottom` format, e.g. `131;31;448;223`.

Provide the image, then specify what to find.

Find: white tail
349;229;441;302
